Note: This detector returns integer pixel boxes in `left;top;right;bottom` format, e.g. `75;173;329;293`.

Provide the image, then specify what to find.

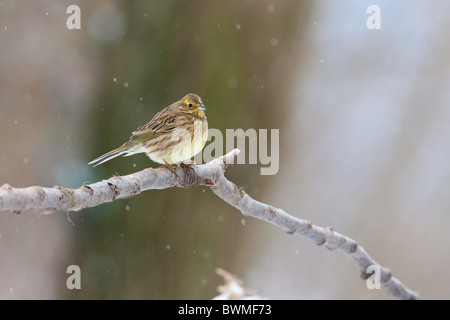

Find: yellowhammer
89;93;208;173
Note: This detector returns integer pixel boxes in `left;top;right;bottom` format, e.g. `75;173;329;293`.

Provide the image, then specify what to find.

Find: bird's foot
180;159;196;169
162;159;178;177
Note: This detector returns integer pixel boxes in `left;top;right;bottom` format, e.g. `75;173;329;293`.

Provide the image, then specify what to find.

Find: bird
89;93;208;173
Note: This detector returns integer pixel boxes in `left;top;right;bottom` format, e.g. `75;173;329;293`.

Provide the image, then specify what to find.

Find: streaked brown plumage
89;93;208;168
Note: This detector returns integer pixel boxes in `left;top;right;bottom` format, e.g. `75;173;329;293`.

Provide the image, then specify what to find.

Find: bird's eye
188;103;193;107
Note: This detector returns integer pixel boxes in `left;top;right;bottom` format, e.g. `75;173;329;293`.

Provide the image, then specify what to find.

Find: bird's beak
198;104;206;111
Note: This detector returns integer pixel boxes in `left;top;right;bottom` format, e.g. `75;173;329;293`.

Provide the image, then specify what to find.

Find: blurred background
0;0;449;299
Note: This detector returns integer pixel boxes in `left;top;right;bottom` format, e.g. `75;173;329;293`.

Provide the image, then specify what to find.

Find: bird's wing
127;106;178;144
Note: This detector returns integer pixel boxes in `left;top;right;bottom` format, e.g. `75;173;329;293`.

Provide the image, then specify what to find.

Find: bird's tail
88;144;134;167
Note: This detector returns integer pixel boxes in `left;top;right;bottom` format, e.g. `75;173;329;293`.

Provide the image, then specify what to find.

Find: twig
213;268;265;300
0;149;418;299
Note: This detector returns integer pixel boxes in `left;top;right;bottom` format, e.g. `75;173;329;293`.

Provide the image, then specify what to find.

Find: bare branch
0;149;239;213
0;148;418;299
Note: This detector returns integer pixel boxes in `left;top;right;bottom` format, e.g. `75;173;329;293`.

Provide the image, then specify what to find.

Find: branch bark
0;149;418;299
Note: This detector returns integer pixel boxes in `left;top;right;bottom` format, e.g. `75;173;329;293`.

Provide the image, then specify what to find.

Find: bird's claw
181;159;196;168
162;159;178;177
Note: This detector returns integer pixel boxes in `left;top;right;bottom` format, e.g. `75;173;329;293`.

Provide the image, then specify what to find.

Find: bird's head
179;93;207;118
